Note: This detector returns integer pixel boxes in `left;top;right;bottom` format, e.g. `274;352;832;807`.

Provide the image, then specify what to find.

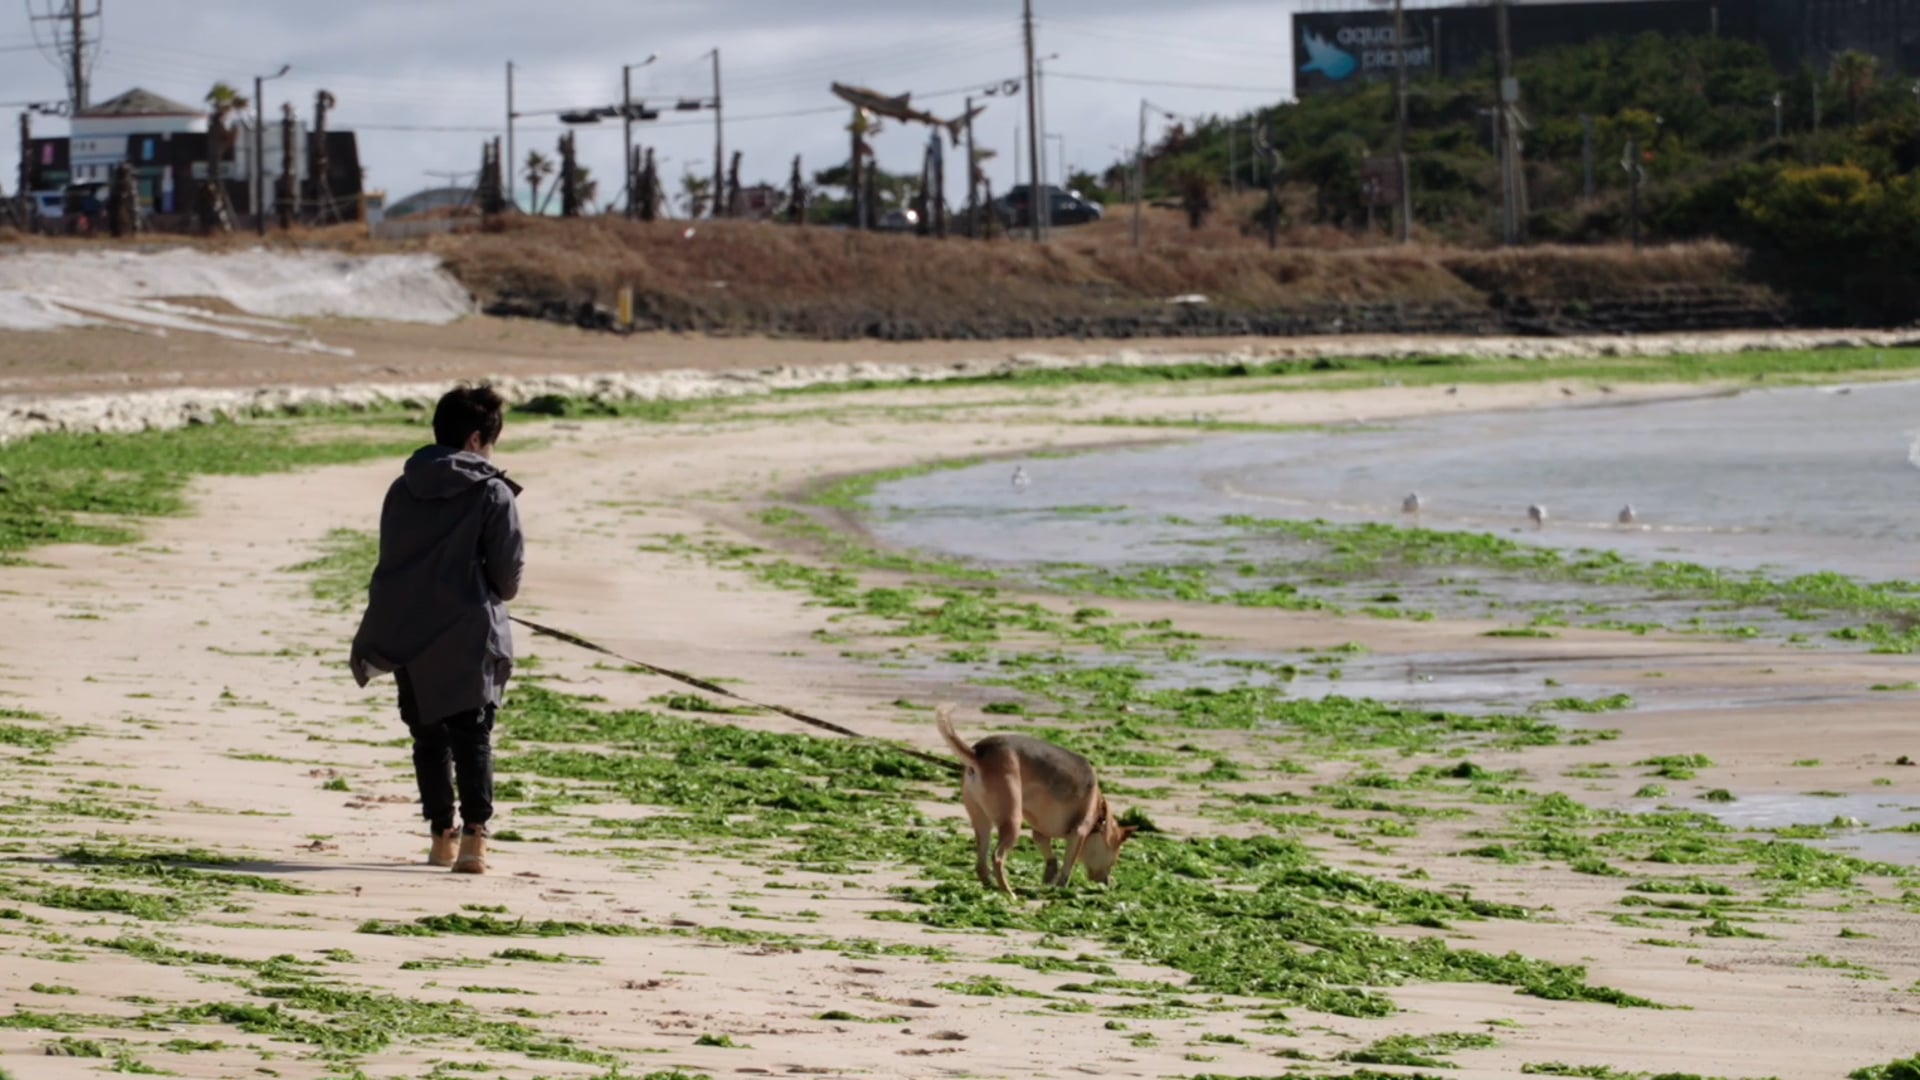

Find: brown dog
937;704;1138;897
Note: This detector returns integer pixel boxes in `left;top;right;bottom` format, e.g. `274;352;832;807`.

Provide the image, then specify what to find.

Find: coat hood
402;445;523;500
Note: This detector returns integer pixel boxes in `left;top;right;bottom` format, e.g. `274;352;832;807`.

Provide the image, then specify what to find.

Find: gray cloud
3;1;1295;212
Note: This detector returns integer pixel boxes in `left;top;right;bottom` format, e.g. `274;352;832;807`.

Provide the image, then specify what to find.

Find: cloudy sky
1;0;1310;212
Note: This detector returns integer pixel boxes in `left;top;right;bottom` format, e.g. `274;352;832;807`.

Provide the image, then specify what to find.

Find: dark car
994;184;1103;229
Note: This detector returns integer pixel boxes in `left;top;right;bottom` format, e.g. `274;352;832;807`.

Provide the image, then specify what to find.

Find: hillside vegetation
1140;33;1920;322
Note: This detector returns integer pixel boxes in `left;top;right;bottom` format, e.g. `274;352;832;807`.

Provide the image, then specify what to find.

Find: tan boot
427;828;460;868
451;826;488;874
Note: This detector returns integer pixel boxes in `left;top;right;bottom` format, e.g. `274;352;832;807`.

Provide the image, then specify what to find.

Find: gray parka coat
349;445;525;724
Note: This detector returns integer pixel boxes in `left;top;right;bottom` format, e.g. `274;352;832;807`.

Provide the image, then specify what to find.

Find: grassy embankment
2;212;1772;339
431;217;1770;338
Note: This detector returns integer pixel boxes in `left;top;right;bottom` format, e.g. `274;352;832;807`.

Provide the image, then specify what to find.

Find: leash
509;615;962;775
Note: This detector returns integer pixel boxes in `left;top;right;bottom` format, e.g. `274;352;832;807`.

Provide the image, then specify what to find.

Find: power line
1035;18;1289;63
1047;71;1289;94
721;28;1021;94
26;0;102;113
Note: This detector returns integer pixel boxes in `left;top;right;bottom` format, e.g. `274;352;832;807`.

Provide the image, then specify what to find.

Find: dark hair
432;384;506;450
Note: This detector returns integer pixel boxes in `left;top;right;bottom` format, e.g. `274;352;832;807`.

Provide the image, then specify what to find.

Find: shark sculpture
1299;29;1358;82
831;82;986;146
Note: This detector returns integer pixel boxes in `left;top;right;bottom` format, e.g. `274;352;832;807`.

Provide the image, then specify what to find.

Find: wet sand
0;353;1916;1078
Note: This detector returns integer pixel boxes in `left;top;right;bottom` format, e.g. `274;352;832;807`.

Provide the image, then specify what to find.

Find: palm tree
1831;50;1879;128
573;166;599;212
523;151;555;215
202;81;251;227
206;83;251;178
680;173;713;219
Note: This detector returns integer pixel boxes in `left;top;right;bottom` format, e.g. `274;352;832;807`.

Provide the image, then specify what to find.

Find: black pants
396;669;495;834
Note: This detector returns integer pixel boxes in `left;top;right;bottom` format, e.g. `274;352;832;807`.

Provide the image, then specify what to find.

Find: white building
68;87;205;186
61;86;308;215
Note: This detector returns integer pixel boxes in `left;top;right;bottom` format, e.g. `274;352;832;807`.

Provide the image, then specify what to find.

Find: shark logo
1300;29;1358;81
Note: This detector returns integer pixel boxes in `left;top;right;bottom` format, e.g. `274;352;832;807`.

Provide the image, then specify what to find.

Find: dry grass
1440;241;1749;299
1;212;1759;338
421;216;1496;336
420;216;1752;335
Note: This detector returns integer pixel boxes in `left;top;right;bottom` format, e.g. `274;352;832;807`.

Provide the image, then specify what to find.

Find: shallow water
871;381;1920;581
1694;791;1920;864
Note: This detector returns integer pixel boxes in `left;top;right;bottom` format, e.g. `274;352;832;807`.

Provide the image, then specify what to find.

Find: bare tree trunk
277;102;298;230
312;90;337;224
640;149;660;222
559;134;580;218
788;155;805;224
725;151;742;219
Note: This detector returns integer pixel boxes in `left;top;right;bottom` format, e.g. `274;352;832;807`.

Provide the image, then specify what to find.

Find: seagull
1527;504;1548;530
1402;492;1423;518
1618;504;1637;526
1011;466;1030;493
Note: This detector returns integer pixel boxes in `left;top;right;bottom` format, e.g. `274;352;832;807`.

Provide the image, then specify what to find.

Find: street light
1133;100;1179;249
623;53;659;218
254;63;290;236
704;48;723;219
1034;52;1059;234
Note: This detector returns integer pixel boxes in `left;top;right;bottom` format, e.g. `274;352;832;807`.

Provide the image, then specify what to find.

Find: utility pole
1393;0;1412;243
1228;123;1237;195
1262;120;1282;251
29;1;100;115
70;1;86;113
709;48;724;219
1035;50;1058;235
506;62;516;210
933;133;947;238
18;112;31;208
1023;0;1044;242
851;114;866;230
1133;98;1147;249
1494;0;1520;245
624;65;635;218
1581;113;1594;200
254;64;290;238
1625;136;1642;250
960;95;975;236
1772;91;1783;139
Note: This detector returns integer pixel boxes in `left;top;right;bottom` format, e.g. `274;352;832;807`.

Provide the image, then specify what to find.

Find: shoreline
4;322;1920;441
0;354;1915;1078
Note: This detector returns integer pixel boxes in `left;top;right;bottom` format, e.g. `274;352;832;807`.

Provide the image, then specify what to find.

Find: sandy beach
0;320;1917;1080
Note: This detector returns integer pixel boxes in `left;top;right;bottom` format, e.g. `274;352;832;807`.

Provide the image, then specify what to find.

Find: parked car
30;191;64;219
994;184;1103;228
875;207;921;232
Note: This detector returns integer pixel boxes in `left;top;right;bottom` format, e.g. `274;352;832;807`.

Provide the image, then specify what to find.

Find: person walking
350;385;525;874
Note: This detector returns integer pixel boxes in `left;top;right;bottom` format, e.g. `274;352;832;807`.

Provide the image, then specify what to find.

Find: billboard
1295;11;1436;96
1292;1;1735;97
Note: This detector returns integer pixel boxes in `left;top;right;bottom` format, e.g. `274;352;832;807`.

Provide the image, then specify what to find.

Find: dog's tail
935;703;978;772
